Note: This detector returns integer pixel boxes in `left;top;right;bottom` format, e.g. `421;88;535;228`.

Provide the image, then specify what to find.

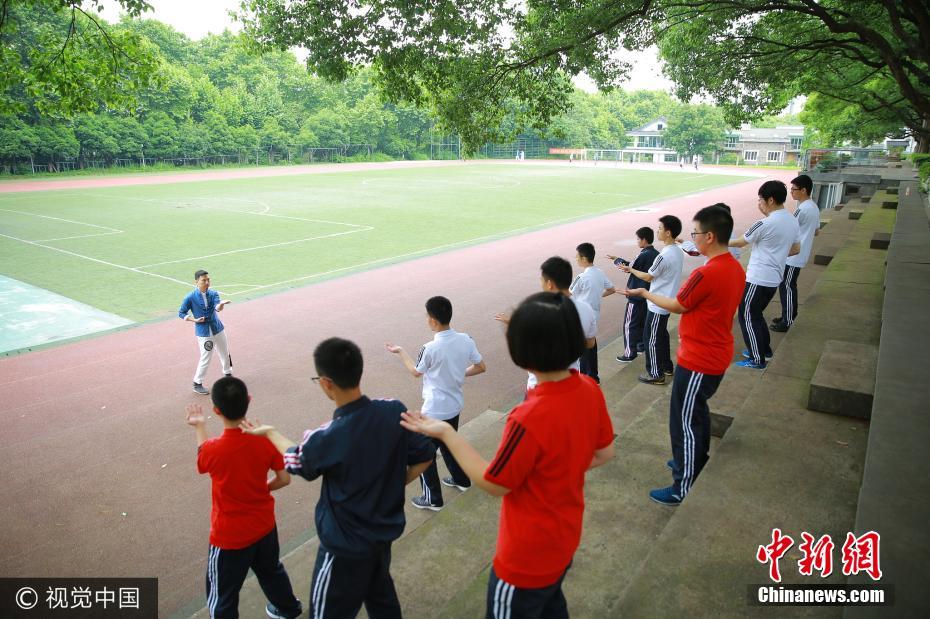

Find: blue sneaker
649;486;682;506
742;349;773;360
736;359;766;370
666;459;675;471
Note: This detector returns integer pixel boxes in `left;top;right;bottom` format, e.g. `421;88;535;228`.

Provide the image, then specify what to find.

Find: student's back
489;371;612;586
289;396;425;556
418;328;481;419
199;429;282;548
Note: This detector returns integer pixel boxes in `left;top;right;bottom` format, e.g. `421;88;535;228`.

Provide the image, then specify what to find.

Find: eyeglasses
690;231;708;239
311;376;321;382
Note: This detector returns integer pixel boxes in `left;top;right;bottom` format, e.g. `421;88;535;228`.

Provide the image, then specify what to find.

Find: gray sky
99;0;673;92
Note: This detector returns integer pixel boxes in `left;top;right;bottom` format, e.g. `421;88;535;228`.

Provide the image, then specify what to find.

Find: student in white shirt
570;243;616;383
730;180;801;368
385;296;486;510
772;175;820;332
495;257;597;392
619;216;685;385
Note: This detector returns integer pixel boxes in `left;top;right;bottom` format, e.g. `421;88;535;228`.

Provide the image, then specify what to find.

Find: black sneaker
770;322;789;333
193;382;209;395
441;477;470;492
266;602;302;619
663;368;674;376
638;374;666;386
636;344;645;353
224;372;232;377
616;354;637;363
411;496;443;511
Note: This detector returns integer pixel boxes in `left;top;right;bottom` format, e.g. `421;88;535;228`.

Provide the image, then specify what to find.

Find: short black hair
540;256;573;290
658;215;682;239
194;269;208;280
791;174;813;195
313;337;363;389
636;226;654;244
506;292;585;372
576;242;595;263
693;205;734;246
425;296;452;325
758;180;788;204
211;376;249;421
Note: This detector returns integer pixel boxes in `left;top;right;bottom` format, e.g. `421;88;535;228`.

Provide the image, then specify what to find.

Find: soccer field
0;163;747;323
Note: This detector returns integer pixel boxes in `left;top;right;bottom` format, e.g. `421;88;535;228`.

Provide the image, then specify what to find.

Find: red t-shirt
676;252;746;375
197;428;284;549
484;371;614;588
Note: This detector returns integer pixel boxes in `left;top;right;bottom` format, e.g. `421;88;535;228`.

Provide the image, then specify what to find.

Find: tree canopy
0;0;160;116
238;0;930;151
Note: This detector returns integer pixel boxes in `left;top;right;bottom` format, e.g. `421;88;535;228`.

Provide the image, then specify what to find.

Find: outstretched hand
400;410;452;439
493;312;510;325
384;342;403;354
239;418;274;436
186;404;205;426
622;287;646;298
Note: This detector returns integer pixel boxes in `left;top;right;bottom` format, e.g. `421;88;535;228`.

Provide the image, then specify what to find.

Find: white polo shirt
744;208;802;287
416;328;482;420
646;244;685;316
786;199;820;268
569;266;614;317
526;296;597;390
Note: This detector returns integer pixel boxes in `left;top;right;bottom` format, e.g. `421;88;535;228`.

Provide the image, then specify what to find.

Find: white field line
360;177;522;190
0;207;125;242
0;232;192;287
133;226;373;269
34;231;124;242
220;183;731;296
63;193;372;229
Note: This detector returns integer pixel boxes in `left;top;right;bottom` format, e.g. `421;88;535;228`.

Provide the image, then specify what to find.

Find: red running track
0;162;791;616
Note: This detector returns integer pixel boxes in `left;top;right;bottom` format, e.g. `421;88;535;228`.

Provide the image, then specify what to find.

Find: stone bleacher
188;164;928;618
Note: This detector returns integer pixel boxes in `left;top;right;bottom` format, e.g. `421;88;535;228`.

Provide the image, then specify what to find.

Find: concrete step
808;340;877;419
439;398;713;618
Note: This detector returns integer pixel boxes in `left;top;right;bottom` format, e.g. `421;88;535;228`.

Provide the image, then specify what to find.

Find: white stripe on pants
194;329;231;385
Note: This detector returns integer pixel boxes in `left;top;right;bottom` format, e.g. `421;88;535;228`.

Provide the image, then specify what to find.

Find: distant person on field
570;242;616;383
179;269;232;395
606;227;659;363
496;256;598;393
617;216;685;385
729;181;801;368
771;174;820;332
622;205;745;506
186;376;302;619
241;338;434;618
401;292;615;618
385;296;486;511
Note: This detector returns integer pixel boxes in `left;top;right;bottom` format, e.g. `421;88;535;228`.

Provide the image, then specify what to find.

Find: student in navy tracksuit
178;269;232;395
607;227;660;362
242;338;434;618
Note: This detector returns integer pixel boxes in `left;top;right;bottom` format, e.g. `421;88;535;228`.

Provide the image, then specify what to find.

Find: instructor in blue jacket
179;269;232;395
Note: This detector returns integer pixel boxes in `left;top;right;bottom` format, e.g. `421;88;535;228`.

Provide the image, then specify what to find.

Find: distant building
622;118;805;165
723;124;805;165
622;117;681;164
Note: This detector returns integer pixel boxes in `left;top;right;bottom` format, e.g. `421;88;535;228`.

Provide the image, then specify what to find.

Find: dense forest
0;12;793;173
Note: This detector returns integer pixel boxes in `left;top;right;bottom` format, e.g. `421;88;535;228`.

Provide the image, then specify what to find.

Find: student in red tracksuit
402;292;616;618
186;376;302;619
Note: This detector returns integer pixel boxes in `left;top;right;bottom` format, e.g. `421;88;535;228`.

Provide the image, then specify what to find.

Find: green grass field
0;163;748;322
